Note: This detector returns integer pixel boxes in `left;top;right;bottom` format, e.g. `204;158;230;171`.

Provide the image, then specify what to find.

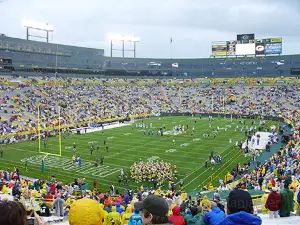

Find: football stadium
0;1;300;225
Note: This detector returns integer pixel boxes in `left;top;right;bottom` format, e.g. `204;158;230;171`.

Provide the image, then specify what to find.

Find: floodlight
23;19;54;43
107;33;140;58
23;19;54;31
107;33;140;42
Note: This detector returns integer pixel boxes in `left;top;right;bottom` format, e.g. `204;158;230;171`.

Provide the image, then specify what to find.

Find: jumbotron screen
212;34;282;56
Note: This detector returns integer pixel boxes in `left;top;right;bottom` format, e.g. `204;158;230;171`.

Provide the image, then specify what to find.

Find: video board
226;41;236;56
212;35;282;56
212;41;227;56
236;43;255;55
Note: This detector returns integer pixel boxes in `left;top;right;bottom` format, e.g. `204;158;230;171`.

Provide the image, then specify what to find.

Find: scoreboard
212;34;282;56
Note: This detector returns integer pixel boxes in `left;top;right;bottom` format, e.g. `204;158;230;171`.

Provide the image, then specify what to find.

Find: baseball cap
227;189;253;214
134;195;169;216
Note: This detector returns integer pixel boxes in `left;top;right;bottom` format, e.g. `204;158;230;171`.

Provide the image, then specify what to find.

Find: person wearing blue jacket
128;208;142;225
204;202;225;225
116;203;124;214
217;189;262;225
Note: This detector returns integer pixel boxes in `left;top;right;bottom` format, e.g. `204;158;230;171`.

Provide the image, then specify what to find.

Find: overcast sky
1;0;300;58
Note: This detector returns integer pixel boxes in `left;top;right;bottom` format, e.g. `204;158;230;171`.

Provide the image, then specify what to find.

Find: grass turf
0;116;277;192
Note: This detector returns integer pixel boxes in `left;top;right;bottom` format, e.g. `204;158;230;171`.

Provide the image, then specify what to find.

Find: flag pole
37;104;41;153
58;106;62;156
211;94;214;113
170;37;173;59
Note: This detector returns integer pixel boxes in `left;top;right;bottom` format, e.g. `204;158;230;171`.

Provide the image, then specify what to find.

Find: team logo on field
166;149;177;153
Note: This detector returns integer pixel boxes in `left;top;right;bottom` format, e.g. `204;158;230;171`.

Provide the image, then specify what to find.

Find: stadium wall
1;35;300;78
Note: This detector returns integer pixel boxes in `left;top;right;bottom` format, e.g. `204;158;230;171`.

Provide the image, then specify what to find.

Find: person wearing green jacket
184;206;205;225
279;183;294;217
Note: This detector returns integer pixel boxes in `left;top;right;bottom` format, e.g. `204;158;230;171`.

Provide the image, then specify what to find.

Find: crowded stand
0;77;299;140
0;76;300;225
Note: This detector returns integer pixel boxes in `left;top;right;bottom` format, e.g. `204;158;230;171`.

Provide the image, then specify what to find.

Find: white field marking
176;142;241;188
8;145;125;169
147;156;159;161
47;132;214;159
185;130;253;190
15;119;233;171
21;155;121;177
166;149;177;153
65;146;72;149
14;140;199;170
194;149;245;190
107;136;116;139
180;143;189;147
1;158;136;190
193;138;201;141
37;132;215;160
124;133;132;136
14;121;239;178
164;130;183;136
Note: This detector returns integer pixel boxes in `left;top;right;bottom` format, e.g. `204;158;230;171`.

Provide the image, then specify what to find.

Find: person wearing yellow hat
121;206;133;225
69;198;104;225
108;205;121;225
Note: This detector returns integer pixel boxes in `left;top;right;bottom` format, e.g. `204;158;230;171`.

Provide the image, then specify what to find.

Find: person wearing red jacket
169;206;186;225
265;187;282;219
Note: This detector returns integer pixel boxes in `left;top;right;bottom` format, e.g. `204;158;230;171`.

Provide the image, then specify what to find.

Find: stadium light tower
107;33;140;58
23;20;54;43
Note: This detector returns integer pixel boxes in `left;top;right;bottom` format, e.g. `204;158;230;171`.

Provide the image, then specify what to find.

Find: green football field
0;116;277;192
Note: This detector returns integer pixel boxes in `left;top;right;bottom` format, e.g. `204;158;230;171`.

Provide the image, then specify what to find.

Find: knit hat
69;198;104;225
272;187;278;192
227;189;253;214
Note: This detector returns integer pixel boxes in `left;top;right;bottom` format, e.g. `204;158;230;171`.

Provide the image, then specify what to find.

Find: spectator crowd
0;76;300;225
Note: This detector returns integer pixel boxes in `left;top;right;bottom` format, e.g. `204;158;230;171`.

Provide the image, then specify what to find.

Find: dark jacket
265;191;282;211
185;213;205;225
169;206;186;225
204;207;226;225
280;188;294;213
217;211;262;225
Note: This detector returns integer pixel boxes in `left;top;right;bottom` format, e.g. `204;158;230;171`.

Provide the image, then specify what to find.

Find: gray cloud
0;0;299;58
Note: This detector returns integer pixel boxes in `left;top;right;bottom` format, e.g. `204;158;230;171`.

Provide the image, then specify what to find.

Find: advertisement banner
237;34;255;43
227;41;236;55
255;43;265;55
265;42;282;54
270;37;282;43
212;44;227;56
